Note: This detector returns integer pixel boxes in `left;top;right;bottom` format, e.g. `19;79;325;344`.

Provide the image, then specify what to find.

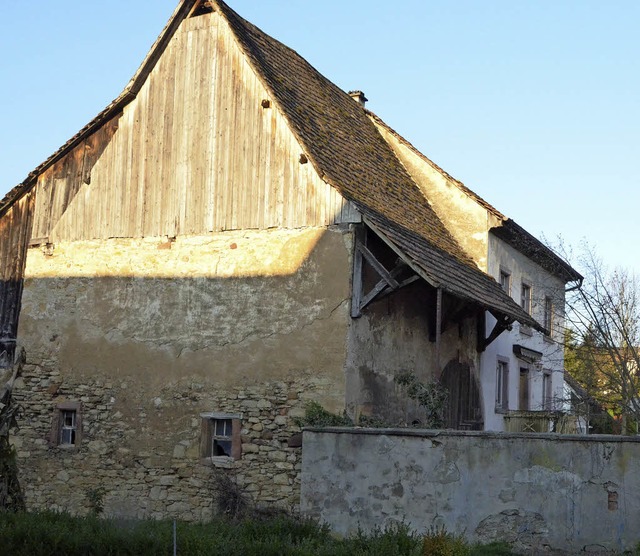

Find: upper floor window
496;359;509;412
520;283;531;314
499;269;511;295
543;296;553;336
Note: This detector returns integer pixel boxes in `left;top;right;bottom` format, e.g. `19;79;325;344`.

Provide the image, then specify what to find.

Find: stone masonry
12;364;331;520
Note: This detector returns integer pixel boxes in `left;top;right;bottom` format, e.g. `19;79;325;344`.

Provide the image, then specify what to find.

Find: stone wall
301;428;640;553
12;366;328;519
11;226;351;518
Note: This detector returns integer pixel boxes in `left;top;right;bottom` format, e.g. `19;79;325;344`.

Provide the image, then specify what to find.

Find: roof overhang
363;216;544;333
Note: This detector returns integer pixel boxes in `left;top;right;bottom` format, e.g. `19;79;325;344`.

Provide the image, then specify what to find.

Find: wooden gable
30;11;357;243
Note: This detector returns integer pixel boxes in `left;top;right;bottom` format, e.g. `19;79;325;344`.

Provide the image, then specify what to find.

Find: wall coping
303;426;640;443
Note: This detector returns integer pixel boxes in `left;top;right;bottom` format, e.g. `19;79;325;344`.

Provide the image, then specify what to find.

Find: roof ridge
366;109;507;221
212;0;477;269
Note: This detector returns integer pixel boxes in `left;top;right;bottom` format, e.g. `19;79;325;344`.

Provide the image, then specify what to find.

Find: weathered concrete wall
12;226;351;517
301;428;640;553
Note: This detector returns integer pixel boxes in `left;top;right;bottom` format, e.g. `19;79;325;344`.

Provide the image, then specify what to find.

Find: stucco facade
483;233;567;431
12;227;352;516
302;428;640;553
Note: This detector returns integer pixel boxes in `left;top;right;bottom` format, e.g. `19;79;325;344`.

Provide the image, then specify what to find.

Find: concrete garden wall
301;428;640;553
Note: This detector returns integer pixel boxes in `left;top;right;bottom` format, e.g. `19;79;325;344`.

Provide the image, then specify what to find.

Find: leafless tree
564;245;640;433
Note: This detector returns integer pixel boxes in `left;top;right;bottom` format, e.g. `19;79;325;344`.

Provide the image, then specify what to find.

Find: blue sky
1;1;638;274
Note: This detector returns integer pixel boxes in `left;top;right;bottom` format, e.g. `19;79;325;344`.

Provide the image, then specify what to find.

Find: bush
422;525;469;556
293;401;353;428
395;371;448;428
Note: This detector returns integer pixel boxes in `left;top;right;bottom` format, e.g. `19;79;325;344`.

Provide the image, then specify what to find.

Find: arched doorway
440;360;483;430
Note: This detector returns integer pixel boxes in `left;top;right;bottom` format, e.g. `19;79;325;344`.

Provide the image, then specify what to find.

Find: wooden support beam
351;224;421;317
376;275;420;302
356;242;399;289
351;227;365;318
441;297;470;334
359;263;409;311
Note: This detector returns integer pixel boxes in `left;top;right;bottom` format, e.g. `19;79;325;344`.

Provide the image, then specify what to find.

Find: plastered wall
302;428;640;553
12;226;351;517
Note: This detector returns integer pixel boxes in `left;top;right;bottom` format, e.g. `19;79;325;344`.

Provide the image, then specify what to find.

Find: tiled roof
367;111;582;284
214;0;541;329
1;0;543;330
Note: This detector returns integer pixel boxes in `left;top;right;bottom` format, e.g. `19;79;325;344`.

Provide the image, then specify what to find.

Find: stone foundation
12;362;333;519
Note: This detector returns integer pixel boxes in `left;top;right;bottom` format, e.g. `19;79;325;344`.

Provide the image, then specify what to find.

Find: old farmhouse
0;0;581;518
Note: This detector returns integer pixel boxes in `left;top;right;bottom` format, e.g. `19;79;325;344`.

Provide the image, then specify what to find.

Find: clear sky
1;1;638;274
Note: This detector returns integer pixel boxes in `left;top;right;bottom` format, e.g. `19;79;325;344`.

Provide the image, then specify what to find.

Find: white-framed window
542;372;553;410
543;296;553;337
496;359;509;412
60;410;77;445
499;269;511;295
520;283;532;314
200;413;242;461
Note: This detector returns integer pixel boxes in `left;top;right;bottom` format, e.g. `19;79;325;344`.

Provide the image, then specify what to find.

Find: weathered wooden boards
30;12;358;243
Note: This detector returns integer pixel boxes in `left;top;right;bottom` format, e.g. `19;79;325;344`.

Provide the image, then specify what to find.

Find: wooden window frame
520;282;532;315
519;367;530;411
543;296;553;338
495;358;510;413
499;268;511;296
200;413;242;463
49;401;82;448
542;372;553;410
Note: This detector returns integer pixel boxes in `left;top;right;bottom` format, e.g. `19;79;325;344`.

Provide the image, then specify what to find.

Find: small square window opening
200;413;242;461
212;418;233;457
49;401;82;448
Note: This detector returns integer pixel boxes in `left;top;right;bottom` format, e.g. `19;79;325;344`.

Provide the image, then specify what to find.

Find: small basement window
200;413;242;461
50;401;82;448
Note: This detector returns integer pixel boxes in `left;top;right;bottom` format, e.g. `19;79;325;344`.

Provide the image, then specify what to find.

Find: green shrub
422;525;470;556
395;371;448;428
293;401;353;427
0;511;516;556
343;522;421;555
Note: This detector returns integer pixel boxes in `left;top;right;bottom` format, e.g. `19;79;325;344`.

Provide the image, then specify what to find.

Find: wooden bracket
351;227;419;317
478;312;514;352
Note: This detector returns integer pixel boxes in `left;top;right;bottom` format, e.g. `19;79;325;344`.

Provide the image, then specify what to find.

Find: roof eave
363;216;544;332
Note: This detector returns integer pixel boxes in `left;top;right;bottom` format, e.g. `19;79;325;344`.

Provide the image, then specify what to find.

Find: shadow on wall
16;228;350;387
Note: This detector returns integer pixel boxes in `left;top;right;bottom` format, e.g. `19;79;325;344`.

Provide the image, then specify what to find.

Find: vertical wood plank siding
30;12;357;242
0;194;34;366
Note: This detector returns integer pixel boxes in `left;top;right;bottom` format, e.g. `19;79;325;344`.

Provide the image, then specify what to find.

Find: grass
0;511;518;556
